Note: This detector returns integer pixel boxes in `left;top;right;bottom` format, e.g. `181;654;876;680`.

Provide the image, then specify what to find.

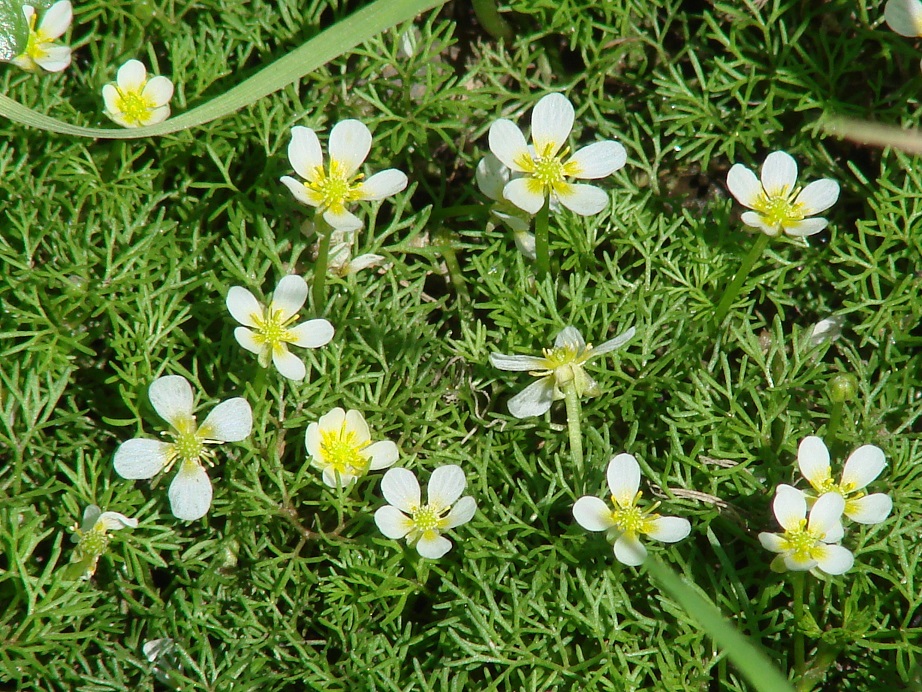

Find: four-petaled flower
226;275;334;381
488;93;627;216
374;465;477;559
796;436;892;525
726;151;839;237
69;504;138;579
102;59;174;128
758;485;853;575
280;120;408;232
573;453;691;566
12;1;72;73
885;0;922;37
490;325;635;418
113;375;252;521
305;407;399;488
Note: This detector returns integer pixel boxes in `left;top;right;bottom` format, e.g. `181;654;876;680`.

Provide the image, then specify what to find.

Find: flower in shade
300;220;386;276
885;0;922;37
796;436;892;525
726;151;839;237
374;465;476;559
280;120;408;232
102;59;174;128
758;485;853;575
12;1;72;73
573;453;691;566
489;325;635;418
488;93;627;216
305;407;398;488
113;375;252;521
69;505;138;579
226;275;334;381
475;153;536;260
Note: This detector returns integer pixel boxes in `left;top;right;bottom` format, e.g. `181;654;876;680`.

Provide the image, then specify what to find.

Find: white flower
280;120;408;232
726;151;839;237
758;485;853;575
573;453;691;566
70;504;138;579
475;153;536;260
301;221;387;276
305;407;399;487
102;59;174;128
488;93;627;216
374;465;476;559
885;0;922;36
113;375;252;521
11;1;72;73
226;275;334;381
796;436;892;525
489;325;635;418
807;315;844;347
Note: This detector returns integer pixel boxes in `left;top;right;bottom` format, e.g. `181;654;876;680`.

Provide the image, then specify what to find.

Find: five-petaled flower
280;120;408;232
226;275;334;381
488;93;627;216
305;407;399;488
102;59;174;128
726;151;839;237
374;465;477;559
758;484;853;575
113;375;252;521
490;325;635;418
69;505;138;579
12;1;72;73
796;436;893;525
573;453;691;566
885;0;922;37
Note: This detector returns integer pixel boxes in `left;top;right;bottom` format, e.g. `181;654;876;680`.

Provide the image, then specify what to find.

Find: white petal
530;93;573;157
784;217;828;237
760;151;798;197
427;465;466;507
555;183;609;216
824;520;845;544
322;467;354;488
374;506;413;538
589;326;636;356
40;1;73;39
366;441;399;470
380;468;420;513
807;492;845;536
572;496;615;531
809;316;844;346
269;275;307;321
758;532;785;553
272;348;306;381
357;169;407;201
317;407;346;433
36;46;71;72
846;494;892;525
814;544;854;575
444;496;477;529
234;327;263;356
416;534;452;559
476;153;509;200
841;444;886;490
503;177;546;214
885;0;922;36
644;516;690;543
795;179;839;215
726;164;761;208
117;59;147;91
507;377;556;418
489;353;548;371
143;105;171;126
148;375;194;428
168;462;213;521
328;119;371;177
797;436;831;491
102;84;120;114
489;119;531;172
322;207;363;232
554;326;585;350
606;453;641;506
142;76;174;107
613;534;647;566
281;176;320;207
783;554;817;572
304;422;321;458
200;398;252;442
773;484;807;531
97;512;138;531
288;319;334;348
80;505;102;532
288;126;323;182
226;286;263;328
512;229;536;258
565;141;626;179
344;254;385;275
740;210;782;236
113;438;173;479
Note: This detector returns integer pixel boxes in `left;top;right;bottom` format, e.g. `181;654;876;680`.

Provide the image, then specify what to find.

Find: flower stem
312;215;333;314
825;402;843;448
563;382;584;484
713;233;771;325
534;197;551;280
471;0;514;41
436;228;471;309
793;571;806;684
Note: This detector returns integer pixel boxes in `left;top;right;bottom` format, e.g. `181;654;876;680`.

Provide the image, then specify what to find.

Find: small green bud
828;374;858;403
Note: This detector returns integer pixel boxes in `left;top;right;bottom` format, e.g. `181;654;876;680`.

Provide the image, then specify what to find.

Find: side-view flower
573;453;691;566
305;407;399;488
490;325;635;418
12;1;72;72
475;153;536;260
102;59;174;128
113;375;252;521
69;505;138;579
226;275;334;381
374;465;477;559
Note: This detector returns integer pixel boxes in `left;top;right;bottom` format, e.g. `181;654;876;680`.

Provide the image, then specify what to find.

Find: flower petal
288;126;323;182
168;462;213;521
148;375;194;428
102;85;120;114
726;164;761;208
782;554;817;572
644;516;690;543
530;93;573;157
322;207;363;232
280;176;320;207
304;422;321;458
506;377;555;418
322;467;355;488
328;119;371;177
555;183;609;216
80;505;102;532
758;531;786;553
427;464;467;508
226;286;263;328
572;496;615;531
234;327;263;356
589;326;636;357
444;495;477;529
317;407;346;433
489;353;548;371
885;0;922;37
823;520;845;544
380;467;420;513
846;494;892;525
374;505;413;538
117;59;147;91
503;177;546;214
760;151;798;197
773;484;807;531
807;492;845;537
740;210;782;236
40;1;73;39
36;45;71;72
565;141;627;179
416;533;452;559
841;444;886;490
287;319;334;348
199;397;252;442
554;326;586;350
268;275;307;321
344;409;370;445
797;435;831;491
344;254;385;275
366;440;399;470
476;153;510;200
272;347;306;381
142;76;174;107
97;511;138;531
113;438;172;479
357;169;407;201
814;544;854;575
784;217;828;237
613;533;647;566
606;453;641;506
489;119;531;172
795;179;839;215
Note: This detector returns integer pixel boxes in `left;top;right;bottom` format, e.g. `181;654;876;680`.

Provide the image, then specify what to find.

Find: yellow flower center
319;424;370;476
169;417;212;468
514;144;574;196
304;159;364;214
610;493;658;536
781;518;823;562
251;308;296;352
752;187;805;229
114;87;156;127
412;505;443;532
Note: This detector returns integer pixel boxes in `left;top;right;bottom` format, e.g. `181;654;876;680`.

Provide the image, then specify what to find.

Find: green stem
312;215;333;314
792;572;806;684
825;402;843;448
534;197;551;280
713;233;771;325
563;382;584;484
471;0;514;41
438;230;471;309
